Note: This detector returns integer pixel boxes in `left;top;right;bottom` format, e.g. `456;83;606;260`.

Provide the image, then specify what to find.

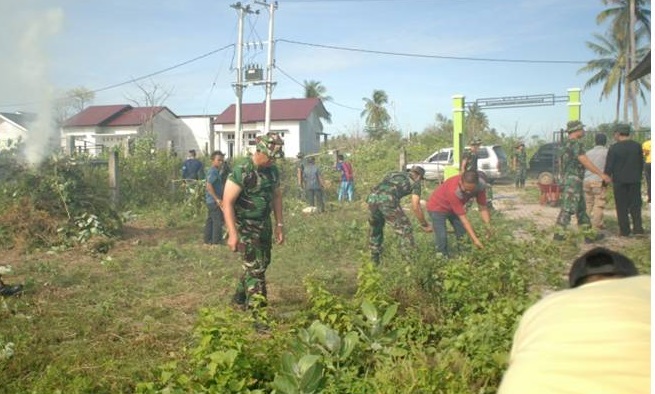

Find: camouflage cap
255;133;284;159
614;123;632;135
410;165;425;178
470;137;482;145
566;120;585;133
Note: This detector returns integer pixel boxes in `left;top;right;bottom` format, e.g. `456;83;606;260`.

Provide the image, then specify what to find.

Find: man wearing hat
460;137;482;173
512;142;528;189
554;120;610;242
223;133;285;308
498;247;650;394
426;170;492;257
366;166;432;264
604;123;645;237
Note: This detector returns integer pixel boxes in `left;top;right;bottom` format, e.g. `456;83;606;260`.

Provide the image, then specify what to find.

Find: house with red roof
213;97;330;158
61;105;200;155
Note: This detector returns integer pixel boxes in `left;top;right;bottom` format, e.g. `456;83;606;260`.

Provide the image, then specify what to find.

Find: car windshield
493;146;507;160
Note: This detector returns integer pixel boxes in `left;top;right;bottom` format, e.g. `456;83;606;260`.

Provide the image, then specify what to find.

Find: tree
465;103;490;140
361;90;391;140
124;80;173;134
595;0;651;127
303;80;332;102
303;80;332;123
53;86;95;126
578;31;628;122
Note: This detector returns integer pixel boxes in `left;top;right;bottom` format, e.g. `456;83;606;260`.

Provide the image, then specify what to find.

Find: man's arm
457;213;483;248
223;179;242;252
205;174;222;208
578;154;611;183
411;194;432;232
272;187;285;244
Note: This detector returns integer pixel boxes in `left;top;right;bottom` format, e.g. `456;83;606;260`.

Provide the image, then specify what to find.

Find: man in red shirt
426;170;491;257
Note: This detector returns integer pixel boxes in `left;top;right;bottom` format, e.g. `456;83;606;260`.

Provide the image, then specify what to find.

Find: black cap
568;247;639;288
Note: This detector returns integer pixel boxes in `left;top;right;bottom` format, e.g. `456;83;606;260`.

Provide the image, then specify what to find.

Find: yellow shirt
642;140;651;164
498;276;651;394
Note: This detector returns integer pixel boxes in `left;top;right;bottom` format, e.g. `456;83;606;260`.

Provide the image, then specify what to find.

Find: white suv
406;145;508;183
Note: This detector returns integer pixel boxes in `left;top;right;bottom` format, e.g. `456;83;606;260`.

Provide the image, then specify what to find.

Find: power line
277;38;588;64
0;44;235;109
276;64;361;111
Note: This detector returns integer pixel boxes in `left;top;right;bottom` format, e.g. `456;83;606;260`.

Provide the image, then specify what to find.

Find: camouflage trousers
556;175;590;229
514;167;527;188
233;218;272;308
367;201;415;264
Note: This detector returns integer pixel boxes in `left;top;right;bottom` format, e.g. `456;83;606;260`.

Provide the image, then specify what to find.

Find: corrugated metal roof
214;97;328;124
105;106;168;126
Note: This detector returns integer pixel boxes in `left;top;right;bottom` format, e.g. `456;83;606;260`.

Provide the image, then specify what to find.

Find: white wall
0;119;26;149
179;116;213;156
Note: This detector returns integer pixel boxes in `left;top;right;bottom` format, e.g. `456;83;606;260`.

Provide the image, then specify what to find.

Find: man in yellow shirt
642;139;650;203
498;247;650;394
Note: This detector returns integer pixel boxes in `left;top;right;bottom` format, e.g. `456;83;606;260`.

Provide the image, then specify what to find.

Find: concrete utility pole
254;1;278;135
230;2;254;157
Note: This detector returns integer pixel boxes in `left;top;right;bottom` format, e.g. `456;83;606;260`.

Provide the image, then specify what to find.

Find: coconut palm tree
361;90;391;140
596;0;650;126
465;103;490;140
578;32;628;122
302;80;332;123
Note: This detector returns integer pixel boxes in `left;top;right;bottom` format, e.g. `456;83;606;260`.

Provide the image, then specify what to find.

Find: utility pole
230;2;254;157
254;0;278;135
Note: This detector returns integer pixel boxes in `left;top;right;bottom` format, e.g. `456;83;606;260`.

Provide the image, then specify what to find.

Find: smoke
0;3;64;165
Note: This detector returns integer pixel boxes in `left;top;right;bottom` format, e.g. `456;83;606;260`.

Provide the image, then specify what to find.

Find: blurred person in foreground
498;246;650;394
223;134;285;309
366;166;432;265
426;170;491;257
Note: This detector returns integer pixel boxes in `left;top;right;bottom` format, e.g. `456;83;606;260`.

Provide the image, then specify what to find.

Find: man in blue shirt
204;151;226;245
182;149;204;180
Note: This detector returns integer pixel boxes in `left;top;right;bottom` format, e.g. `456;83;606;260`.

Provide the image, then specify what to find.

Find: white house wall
0;119;26;149
179;116;213;156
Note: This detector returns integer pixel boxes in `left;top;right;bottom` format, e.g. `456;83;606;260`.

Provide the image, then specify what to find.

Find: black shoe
633;228;645;235
232;291;247;307
0;284;23;297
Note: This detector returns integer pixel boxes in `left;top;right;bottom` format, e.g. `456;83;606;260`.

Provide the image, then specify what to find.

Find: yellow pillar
567;88;581;121
445;95;465;180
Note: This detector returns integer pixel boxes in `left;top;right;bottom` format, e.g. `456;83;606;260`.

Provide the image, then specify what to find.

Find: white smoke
0;3;64;165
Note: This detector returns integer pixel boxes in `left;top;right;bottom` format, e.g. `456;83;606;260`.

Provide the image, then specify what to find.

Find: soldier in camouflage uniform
223;133;285;308
554;120;611;242
366;166;432;264
513;142;528;188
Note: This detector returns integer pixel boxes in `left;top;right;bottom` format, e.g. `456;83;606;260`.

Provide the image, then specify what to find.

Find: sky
0;0;651;144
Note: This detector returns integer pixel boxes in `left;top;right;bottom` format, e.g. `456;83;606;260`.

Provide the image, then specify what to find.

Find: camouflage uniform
463;148;495;208
513;148;528;188
462;150;479;172
230;153;281;307
556;138;591;229
366;171;421;264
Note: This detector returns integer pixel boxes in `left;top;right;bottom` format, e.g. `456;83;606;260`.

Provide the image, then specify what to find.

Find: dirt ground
490;179;652;252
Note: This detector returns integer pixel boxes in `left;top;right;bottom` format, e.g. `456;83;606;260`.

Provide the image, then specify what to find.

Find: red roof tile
105;107;169;126
63;105;131;127
63;105;176;127
214;98;327;124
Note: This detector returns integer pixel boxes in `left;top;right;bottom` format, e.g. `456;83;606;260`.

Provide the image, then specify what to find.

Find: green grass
0;193;650;393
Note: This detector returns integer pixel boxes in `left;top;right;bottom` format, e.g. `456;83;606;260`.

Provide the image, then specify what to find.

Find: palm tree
465;103;490;140
361;90;391;140
578;32;628;122
302;80;332;124
303;80;332;102
596;0;651;126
